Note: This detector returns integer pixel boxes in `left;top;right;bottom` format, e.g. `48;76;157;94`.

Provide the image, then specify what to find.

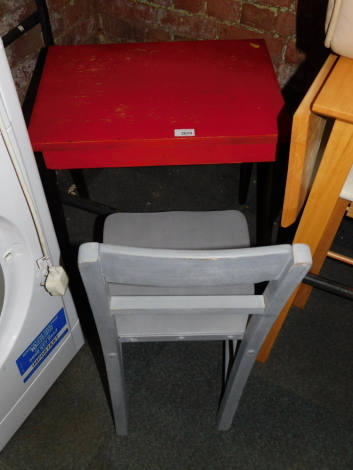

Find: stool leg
293;197;349;308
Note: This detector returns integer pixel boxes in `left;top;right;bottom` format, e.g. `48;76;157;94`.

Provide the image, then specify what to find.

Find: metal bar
327;251;353;265
2;0;54;48
120;334;244;342
35;0;54;46
303;273;353;301
60;192;122;216
2;11;42;47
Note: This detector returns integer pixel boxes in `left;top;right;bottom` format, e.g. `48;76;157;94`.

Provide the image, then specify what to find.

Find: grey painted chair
78;210;311;434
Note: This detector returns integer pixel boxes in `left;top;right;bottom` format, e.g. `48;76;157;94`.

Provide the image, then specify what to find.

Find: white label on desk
174;129;195;137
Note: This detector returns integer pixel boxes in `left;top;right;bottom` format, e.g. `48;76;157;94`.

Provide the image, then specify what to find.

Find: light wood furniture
257;54;353;363
78;210;311;434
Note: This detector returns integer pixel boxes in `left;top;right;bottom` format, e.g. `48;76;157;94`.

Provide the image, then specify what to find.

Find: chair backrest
78;242;312;341
1;0;54;48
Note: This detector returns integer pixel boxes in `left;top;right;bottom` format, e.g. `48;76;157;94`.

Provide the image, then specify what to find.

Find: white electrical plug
45;266;69;296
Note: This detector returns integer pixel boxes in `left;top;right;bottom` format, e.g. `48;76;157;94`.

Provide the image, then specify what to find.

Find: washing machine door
0;42;84;451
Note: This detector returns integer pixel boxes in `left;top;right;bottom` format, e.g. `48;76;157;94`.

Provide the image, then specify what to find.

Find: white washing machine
0;40;84;451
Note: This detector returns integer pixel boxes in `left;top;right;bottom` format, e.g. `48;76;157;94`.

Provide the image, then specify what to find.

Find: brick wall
1;0;329;104
96;0;328;91
48;0;97;45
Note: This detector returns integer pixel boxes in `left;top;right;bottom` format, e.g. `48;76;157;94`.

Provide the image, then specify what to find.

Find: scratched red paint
28;40;289;169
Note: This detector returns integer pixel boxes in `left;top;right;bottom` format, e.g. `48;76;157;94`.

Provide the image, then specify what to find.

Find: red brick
98;12;111;35
10;26;43;58
241;4;275;32
50;10;65;38
157;9;218;39
174;35;197;41
100;0;157;25
0;0;23;17
152;0;173;5
75;15;96;43
265;37;285;65
174;0;205;14
98;0;156;23
56;11;96;45
144;26;172;42
62;1;91;30
207;0;241;23
99;35;116;44
47;0;70;14
100;15;171;43
218;24;263;40
107;17;141;42
285;39;306;64
276;10;296;36
125;3;157;25
97;0;132;18
258;0;292;7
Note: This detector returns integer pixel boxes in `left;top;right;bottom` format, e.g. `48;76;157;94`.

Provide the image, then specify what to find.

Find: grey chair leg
217;315;273;431
104;341;128;435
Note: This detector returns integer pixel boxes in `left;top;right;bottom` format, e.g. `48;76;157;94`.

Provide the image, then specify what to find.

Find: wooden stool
257;54;353;362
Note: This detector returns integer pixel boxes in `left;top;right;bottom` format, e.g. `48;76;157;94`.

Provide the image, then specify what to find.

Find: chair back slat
99;244;294;288
110;294;264;313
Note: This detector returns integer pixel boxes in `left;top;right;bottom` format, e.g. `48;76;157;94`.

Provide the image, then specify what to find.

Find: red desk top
28;40;287;169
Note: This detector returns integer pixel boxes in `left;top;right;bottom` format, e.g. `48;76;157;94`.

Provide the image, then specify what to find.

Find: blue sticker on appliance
16;308;69;383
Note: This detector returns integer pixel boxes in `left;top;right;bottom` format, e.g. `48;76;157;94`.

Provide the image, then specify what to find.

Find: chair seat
103;210;254;339
104;210;250;249
104;210;254;297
